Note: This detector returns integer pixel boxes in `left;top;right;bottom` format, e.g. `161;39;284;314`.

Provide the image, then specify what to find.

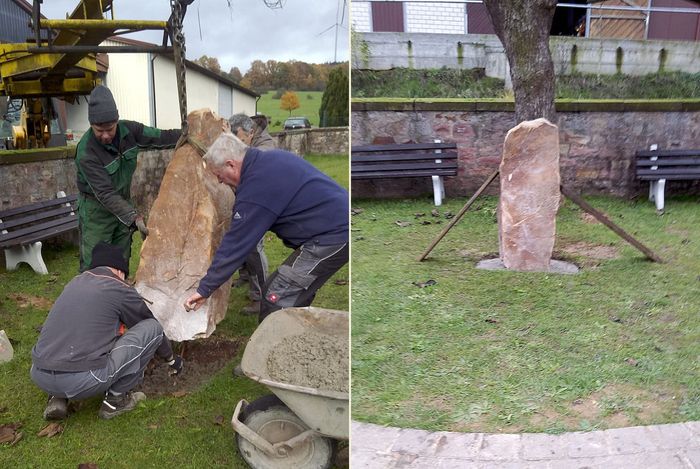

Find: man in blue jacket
183;133;348;322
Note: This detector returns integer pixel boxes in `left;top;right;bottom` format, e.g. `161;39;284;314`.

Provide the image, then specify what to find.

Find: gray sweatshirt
32;267;173;372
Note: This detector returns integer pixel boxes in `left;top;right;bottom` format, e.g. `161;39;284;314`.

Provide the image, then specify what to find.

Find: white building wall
101;40;152;124
406;2;465;34
64;41;257;135
232;89;256;116
351;1;371;32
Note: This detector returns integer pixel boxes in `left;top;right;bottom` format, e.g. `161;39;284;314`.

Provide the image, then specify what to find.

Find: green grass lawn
0;154;348;467
351;194;700;434
257;90;323;132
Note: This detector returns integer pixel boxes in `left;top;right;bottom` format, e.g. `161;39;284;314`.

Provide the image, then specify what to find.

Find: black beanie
90;241;129;276
88;85;119;125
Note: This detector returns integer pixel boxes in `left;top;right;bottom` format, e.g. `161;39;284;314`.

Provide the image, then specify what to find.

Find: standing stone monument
134;109;235;341
498;118;560;271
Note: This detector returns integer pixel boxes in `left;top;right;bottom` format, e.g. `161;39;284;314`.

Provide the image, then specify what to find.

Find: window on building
372;1;405;32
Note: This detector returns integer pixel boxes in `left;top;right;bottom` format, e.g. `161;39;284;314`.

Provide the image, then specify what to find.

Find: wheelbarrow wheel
236;394;334;469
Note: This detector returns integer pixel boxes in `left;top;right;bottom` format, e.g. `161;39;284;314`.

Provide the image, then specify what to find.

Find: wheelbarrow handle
231;399;320;457
232;399;278;457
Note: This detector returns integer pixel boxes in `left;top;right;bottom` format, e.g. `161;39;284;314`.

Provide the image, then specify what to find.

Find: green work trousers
78;195;133;272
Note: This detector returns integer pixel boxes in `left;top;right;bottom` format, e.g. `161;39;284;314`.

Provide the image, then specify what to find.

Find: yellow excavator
0;0;191;150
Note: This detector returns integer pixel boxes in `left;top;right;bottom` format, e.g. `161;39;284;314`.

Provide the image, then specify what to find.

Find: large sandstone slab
498;118;561;271
135;109;234;341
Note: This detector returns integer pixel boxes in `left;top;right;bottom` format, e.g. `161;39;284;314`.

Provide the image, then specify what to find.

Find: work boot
43;395;68;420
241;301;260;315
98;391;146;420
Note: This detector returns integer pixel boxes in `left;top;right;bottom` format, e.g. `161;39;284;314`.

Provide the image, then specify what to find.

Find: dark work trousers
259;242;348;322
238;238;268;302
30;319;164;400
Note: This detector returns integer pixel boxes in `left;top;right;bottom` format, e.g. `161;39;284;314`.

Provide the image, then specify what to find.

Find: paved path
351;420;700;468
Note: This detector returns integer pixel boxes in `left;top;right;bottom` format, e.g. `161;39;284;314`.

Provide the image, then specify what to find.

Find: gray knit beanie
88;85;119;125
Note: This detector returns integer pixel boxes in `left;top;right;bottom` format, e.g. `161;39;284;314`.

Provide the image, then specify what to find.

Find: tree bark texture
483;0;557;123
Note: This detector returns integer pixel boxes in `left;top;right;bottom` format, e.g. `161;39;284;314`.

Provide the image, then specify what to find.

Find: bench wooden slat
636;149;700;158
0;214;78;245
637;167;700;178
352;161;458;173
352;151;458;163
352;142;457;152
0;195;77;219
0;204;77;231
353;169;459;179
0;219;78;249
636;158;700;167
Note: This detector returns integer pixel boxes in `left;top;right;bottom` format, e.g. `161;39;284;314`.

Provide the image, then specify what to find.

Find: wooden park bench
0;192;78;274
636;144;700;212
351;141;459;206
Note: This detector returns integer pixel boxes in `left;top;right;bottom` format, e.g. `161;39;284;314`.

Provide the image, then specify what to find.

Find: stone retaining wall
352;100;700;200
273;127;349;156
0;148;173;215
0;125;349;213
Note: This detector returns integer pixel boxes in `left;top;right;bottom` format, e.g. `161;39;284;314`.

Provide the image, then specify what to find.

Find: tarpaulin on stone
135;109;234;341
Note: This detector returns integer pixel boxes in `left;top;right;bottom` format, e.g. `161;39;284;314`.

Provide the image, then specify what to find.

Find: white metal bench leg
4;242;49;274
649;181;656;202
431;175;444;206
654;179;666;212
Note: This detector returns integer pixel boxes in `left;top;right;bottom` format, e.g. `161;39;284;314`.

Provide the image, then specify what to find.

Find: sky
39;0;349;73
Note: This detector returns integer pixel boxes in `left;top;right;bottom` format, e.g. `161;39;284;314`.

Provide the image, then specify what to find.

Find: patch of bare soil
559;242;620;260
530;383;681;430
137;336;242;397
5;293;53;310
580;212;600;224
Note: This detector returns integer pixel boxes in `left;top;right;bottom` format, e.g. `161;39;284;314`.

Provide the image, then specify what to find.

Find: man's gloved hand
134;215;149;240
167;355;184;376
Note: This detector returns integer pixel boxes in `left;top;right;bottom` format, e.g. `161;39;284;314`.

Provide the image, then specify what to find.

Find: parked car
283;117;311;130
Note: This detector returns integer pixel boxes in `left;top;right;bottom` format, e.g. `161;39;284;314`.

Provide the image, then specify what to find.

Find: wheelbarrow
231;307;349;469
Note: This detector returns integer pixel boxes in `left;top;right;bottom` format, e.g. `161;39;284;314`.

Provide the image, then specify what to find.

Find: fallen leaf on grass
172;391;189;398
351;208;364;215
0;423;22;444
412;279;437;288
78;464;99;469
431;209;440;217
624;357;639;367
37;422;63;438
444;211;454;219
420;221;432;225
485;318;500;324
334;279;348;286
354;236;365;241
414;212;426;218
147;424;159;430
213;415;225;426
395;221;411;227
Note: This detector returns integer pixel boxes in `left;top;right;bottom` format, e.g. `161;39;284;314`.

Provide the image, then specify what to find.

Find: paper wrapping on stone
134;109;235;341
498;118;560;271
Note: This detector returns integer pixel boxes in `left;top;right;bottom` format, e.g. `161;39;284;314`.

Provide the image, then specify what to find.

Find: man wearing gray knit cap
75;85;181;272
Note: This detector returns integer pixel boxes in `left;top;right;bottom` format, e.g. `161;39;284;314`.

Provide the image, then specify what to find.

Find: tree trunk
483;0;557;123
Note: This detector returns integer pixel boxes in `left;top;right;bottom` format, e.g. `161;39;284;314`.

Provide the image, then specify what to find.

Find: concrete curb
351;420;700;468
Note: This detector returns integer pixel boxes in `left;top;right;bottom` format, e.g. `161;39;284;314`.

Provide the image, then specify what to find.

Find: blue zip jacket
196;147;348;298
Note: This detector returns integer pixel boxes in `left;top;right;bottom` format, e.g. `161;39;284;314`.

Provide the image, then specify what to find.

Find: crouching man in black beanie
30;242;183;420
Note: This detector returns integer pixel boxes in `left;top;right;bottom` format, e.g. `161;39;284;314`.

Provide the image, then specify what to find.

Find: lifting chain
169;0;192;134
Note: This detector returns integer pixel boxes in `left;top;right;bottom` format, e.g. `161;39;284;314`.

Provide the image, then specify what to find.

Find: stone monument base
476;258;579;275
